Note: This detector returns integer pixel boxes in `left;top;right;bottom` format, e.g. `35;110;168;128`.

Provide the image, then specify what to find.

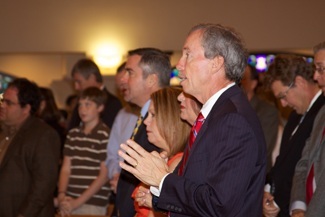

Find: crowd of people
0;23;324;217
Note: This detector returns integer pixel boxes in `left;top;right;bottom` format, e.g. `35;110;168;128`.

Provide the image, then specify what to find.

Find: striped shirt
64;121;110;206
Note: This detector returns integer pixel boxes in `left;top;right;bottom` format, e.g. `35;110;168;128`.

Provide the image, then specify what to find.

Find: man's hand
291;209;305;217
58;196;73;216
119;139;169;187
263;191;280;217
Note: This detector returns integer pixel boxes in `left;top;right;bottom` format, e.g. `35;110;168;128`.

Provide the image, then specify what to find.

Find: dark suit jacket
115;112;161;217
290;105;325;217
68;88;122;130
0;116;61;217
156;85;266;217
250;95;279;173
267;94;324;217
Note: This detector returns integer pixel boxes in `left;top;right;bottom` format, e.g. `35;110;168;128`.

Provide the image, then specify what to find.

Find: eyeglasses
277;82;294;100
0;98;20;106
313;65;325;75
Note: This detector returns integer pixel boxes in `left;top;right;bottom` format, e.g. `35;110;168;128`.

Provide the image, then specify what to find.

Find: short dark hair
65;94;78;106
189;23;248;84
79;87;107;106
264;54;315;88
128;48;171;87
39;87;62;122
247;65;259;81
71;58;103;83
8;78;41;116
117;62;126;74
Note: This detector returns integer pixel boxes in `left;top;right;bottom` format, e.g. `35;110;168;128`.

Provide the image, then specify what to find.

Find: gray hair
128;48;171;87
313;41;325;54
71;58;103;83
189;24;248;83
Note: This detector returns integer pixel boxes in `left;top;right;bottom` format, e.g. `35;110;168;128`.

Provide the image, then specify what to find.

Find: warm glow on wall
89;43;125;75
93;45;122;67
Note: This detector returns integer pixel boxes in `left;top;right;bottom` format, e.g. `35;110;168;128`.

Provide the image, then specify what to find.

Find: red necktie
178;113;204;175
306;126;325;204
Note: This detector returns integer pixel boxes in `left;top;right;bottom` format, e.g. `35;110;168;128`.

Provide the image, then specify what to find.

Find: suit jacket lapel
312;107;325;180
182;85;240;174
275;95;324;168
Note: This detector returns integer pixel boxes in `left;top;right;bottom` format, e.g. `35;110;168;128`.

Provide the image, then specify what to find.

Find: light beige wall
0;53;86;108
1;0;323;53
0;0;324;107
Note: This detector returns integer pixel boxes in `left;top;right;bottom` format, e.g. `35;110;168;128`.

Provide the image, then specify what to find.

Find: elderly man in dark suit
0;78;61;217
118;23;267;216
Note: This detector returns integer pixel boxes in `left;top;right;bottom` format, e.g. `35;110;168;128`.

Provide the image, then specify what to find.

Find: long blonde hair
151;87;191;156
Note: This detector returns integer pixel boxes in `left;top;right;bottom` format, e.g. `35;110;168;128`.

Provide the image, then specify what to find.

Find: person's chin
147;135;155;144
123;95;131;102
180;78;188;86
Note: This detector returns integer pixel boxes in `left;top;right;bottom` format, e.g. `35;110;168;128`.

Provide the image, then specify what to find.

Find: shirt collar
307;90;322;112
141;99;151;118
201;82;235;118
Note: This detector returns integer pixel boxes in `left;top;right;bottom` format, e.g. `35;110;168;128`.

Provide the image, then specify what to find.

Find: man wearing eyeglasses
289;42;325;217
0;78;61;217
262;54;324;217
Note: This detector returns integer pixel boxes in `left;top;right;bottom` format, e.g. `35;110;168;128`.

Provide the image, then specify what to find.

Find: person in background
263;54;324;217
132;87;191;217
289;41;325;217
38;87;66;152
119;23;266;216
57;87;111;216
105;62;139;216
64;94;78;127
68;58;122;130
106;62;139;194
241;64;280;173
115;48;171;217
177;91;202;126
0;78;61;217
134;90;202;215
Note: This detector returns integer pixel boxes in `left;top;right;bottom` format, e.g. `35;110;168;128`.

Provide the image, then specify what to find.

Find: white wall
0;0;323;107
1;0;323;53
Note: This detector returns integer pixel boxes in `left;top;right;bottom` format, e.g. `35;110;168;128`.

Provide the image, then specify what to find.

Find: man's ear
146;73;158;87
211;56;225;73
294;75;306;88
97;104;104;113
22;104;31;116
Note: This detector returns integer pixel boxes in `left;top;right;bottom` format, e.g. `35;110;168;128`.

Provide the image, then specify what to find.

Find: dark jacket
0;116;61;217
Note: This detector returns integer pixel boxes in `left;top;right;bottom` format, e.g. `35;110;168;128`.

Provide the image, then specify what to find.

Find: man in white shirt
118;23;266;216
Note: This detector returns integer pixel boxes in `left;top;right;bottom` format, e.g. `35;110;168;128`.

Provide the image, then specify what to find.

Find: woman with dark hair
37;87;66;153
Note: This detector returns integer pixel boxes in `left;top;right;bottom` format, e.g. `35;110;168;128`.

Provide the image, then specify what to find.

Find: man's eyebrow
125;67;133;72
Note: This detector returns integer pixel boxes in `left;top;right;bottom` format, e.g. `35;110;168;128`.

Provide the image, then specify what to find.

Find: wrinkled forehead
4;86;19;98
314;50;325;64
